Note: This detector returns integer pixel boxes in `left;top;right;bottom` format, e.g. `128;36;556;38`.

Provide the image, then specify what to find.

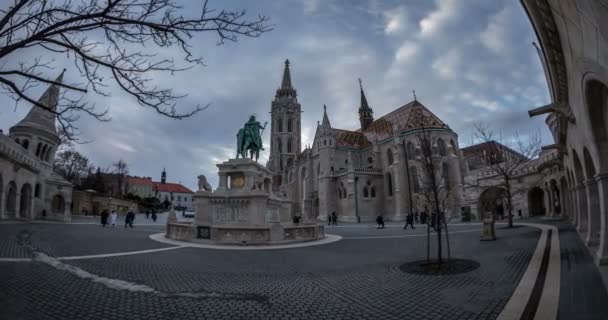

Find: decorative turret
9;70;64;162
321;104;331;129
358;78;374;131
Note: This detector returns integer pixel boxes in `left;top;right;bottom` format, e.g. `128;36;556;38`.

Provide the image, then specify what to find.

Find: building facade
0;72;72;221
266;61;465;222
127;169;194;211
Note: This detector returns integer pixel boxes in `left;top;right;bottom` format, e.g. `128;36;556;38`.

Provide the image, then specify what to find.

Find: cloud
418;0;461;38
383;6;409;35
480;6;516;55
395;41;419;63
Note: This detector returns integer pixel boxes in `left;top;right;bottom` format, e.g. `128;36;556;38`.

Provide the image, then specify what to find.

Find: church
0;72;73;221
266;60;465;222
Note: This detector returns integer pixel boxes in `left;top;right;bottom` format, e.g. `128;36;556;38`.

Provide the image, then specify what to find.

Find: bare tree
413;125;453;265
112;159;128;197
472;122;542;228
0;0;271;140
53;148;94;187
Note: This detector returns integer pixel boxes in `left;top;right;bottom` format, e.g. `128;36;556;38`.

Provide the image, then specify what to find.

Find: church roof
275;59;297;98
361;100;449;142
13;71;64;135
333;129;372;149
321;105;331;128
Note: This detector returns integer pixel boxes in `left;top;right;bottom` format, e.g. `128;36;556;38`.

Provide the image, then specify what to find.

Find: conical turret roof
321;104;331;128
275;59;297;98
13;70;64;134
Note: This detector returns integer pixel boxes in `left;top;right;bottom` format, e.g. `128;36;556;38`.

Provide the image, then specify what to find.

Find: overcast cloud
0;0;551;190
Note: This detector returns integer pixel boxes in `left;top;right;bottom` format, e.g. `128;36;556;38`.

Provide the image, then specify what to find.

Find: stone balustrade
0;134;40;171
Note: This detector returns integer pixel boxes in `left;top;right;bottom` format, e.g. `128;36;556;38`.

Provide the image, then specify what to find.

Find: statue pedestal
167;158;324;245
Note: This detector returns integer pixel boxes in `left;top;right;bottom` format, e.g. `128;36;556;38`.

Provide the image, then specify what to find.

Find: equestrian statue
236;115;267;162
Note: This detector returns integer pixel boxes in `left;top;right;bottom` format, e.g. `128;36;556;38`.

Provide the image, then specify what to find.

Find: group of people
144;210;158;222
327;212;338;226
100;210;118;227
100;210;160;228
370;210;442;230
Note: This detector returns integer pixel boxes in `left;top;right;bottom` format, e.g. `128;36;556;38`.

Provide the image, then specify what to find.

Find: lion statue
197;174;213;192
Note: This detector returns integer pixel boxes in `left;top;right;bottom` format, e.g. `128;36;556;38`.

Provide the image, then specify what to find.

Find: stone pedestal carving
166;158;324;245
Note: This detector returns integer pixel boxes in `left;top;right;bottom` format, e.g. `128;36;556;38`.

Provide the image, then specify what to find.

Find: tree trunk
442;212;451;261
506;177;513;228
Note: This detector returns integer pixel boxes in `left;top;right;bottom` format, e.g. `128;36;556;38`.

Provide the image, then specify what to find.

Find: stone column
14;192;21;219
217;173;228;191
318;177;331;221
585;179;601;246
392;144;407;221
544;188;552;217
558;185;565;217
576;184;589;234
0;189;5;219
571;187;579;227
594;173;608;264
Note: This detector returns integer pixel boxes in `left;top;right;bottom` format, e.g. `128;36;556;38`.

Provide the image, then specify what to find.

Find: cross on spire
412;90;417;101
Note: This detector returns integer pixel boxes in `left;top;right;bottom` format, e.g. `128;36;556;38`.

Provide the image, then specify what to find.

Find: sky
0;0;551;191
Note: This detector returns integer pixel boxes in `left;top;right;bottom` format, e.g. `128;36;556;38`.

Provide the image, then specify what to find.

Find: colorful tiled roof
334;129;372;148
153;182;194;194
127;176;154;186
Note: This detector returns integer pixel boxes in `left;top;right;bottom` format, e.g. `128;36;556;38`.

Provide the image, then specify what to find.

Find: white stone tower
9;70;64;163
268;59;301;174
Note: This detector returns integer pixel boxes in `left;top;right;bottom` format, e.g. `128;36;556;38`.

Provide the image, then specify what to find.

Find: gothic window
368;157;373;164
36;143;42;156
45;147;52;161
324;140;327;146
386;172;393;196
411;166;420;193
371;187;376;198
287;138;293;153
407;142;415;160
330;167;334;175
22;139;29;149
363;187;369;198
40;145;47;160
278;118;283;132
287;119;293;132
34;184;41;198
387;149;394;165
442;162;449;186
437;138;447;156
277;138;282;153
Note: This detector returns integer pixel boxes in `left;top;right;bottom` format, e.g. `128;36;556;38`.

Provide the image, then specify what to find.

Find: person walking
145;210;150;219
151;211;157;222
403;213;415;230
110;210;117;227
125;211;135;228
100;210;109;227
327;214;332;226
331;212;338;226
376;215;385;229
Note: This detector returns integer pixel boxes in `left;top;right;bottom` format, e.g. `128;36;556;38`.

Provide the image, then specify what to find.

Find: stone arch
22;139;29;150
52;194;65;214
5;181;17;219
478;187;506;220
527;187;545;216
19;183;32;218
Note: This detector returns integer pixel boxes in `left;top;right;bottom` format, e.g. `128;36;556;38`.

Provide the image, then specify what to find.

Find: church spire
275;59;296;98
321;104;331;128
358;78;374;131
14;69;65;134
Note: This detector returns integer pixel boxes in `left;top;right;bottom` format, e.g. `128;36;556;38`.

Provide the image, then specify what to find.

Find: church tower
9;70;64;163
161;168;167;184
268;59;301;173
358;79;374;131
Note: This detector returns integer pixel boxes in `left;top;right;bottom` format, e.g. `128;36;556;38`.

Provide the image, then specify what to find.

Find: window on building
411;166;420;193
287;138;293;153
277;138;282;153
34;184;41;198
363;187;369;198
287;119;293;132
371;187;376;198
442;162;449;186
278;118;283;132
386;172;393;196
387;149;394;165
36;143;42;156
437;138;447;156
22;139;29;149
407;142;415;160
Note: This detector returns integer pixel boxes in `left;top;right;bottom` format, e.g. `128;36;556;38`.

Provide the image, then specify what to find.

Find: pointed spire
321;104;331;128
281;59;292;88
14;69;66;134
275;59;297;98
359;78;371;110
358;78;374;131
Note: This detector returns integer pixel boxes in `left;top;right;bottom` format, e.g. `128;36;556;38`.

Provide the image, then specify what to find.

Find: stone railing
0;134;40;171
354;168;382;174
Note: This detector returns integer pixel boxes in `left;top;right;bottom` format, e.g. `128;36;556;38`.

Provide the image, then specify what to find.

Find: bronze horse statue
236;116;267;162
